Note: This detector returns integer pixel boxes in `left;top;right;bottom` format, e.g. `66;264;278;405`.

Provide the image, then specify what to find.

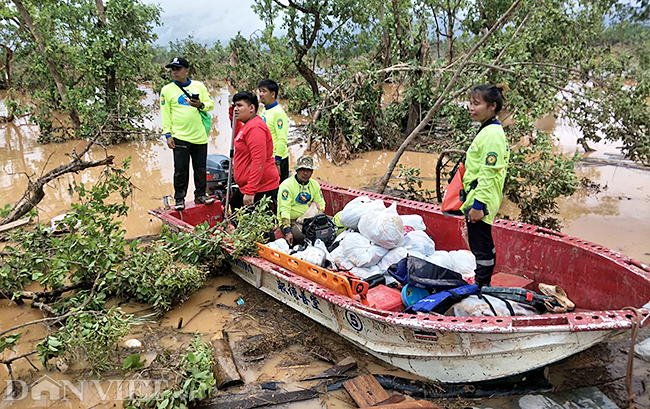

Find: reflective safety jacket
460;121;510;225
261;102;289;160
160;80;214;144
277;175;326;224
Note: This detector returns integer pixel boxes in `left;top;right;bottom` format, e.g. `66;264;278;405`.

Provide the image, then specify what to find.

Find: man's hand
243;194;255;207
166;137;175;149
275;161;281;176
189;98;202;108
285;231;294;246
467;208;485;223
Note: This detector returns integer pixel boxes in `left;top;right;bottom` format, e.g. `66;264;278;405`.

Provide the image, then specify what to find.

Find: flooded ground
1;87;649;408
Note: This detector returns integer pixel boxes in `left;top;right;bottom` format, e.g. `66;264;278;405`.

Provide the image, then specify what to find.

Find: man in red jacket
229;91;280;213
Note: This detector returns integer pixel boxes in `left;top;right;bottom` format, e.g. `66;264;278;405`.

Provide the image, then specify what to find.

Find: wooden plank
200;389;319;409
371;400;440;409
211;339;244;390
301;356;357;381
0;218;29;233
372;394;406;406
343;374;390;408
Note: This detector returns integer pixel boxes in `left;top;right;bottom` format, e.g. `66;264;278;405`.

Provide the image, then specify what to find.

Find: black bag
302;214;337;247
387;255;468;291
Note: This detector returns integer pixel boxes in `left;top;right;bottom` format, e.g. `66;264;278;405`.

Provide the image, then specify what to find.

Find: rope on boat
623;306;643;409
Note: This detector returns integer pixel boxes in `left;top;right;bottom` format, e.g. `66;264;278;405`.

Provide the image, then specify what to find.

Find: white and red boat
149;183;650;383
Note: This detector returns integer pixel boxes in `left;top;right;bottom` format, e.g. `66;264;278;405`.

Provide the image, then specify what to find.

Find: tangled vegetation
0;154;276;394
124;335;216;409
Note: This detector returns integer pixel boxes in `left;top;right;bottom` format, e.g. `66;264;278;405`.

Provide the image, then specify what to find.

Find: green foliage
309;69;398;161
163;223;226;266
36;308;131;373
114;243;208;313
36;335;65;367
504;127;580;229
222;32;296;92
229;196;277;258
123;354;145;371
395;165;434;202
282;82;314;113
0;333;22;354
124;335;216;409
62;308;131;373
5;0;161;143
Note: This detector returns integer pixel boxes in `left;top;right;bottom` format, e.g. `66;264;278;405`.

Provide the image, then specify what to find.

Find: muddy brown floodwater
0;86;649;408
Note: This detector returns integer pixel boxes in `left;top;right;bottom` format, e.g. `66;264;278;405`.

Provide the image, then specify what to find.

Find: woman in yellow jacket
460;85;510;288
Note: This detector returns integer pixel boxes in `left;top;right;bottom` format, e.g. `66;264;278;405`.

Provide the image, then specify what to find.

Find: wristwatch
199;102;205;110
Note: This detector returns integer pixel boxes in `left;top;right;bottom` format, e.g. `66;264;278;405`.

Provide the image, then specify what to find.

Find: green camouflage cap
293;155;317;170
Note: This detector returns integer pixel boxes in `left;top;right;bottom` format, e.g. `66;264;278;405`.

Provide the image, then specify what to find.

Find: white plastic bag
400;214;426;233
266;238;290;254
292;239;329;267
377;246;408;273
449;250;476;279
426;250;456;272
358;203;405;250
340;232;388;267
339;196;386;230
404;231;436;256
350;265;382;280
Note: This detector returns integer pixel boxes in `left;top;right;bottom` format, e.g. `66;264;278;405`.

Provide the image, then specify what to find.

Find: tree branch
376;0;523;193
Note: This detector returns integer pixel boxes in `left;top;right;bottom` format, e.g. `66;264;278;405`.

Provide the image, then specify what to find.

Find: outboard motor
206;154;231;201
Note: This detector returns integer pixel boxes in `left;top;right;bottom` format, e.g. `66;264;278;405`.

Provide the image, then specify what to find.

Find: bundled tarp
387;255;468;291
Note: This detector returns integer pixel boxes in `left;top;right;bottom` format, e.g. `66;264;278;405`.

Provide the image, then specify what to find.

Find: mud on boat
149;183;650;383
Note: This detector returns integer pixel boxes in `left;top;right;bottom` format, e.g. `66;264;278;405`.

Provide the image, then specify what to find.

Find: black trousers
467;219;496;287
278;157;289;183
229;187;278;215
173;138;207;201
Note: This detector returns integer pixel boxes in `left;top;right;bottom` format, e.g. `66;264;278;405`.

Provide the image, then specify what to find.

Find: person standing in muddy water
258;79;290;182
161;56;215;211
461;84;510;288
229;91;280;213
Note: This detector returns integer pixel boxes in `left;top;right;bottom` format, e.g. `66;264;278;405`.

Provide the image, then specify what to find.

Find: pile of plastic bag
333;197;476;285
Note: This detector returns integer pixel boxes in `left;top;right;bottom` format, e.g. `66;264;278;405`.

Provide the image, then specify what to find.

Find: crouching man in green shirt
277;155;326;246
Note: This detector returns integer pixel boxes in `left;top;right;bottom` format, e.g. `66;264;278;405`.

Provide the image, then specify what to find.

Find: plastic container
367;285;404;312
401;284;430;307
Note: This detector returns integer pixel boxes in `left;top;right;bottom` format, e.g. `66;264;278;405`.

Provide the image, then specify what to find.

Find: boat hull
149;183;649;383
229;254;625;382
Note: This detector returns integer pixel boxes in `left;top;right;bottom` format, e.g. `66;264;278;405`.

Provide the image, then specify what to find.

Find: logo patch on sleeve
281;190;289;200
277;119;284;129
160;95;165;105
486;152;498;166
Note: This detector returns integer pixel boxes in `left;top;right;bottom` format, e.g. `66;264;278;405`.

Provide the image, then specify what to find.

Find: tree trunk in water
12;0;81;131
405;35;430;136
0;44;14;122
95;1;116;119
446;6;455;64
296;59;320;98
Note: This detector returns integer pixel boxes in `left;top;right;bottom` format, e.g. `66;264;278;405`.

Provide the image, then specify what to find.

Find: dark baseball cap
165;57;190;69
